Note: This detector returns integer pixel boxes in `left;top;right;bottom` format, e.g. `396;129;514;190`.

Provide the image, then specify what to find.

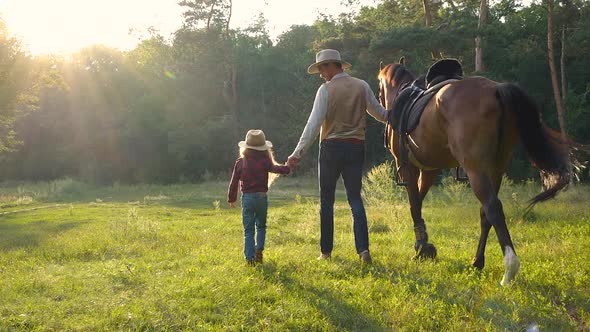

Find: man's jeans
319;139;369;254
241;192;268;261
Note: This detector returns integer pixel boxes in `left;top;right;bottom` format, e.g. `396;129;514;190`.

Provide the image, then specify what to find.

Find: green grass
0;177;589;331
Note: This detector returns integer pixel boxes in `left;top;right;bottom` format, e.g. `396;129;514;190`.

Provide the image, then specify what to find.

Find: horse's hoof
500;246;520;287
471;257;485;270
414;243;437;260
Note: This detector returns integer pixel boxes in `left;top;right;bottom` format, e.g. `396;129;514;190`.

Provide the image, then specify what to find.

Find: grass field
0;175;589;331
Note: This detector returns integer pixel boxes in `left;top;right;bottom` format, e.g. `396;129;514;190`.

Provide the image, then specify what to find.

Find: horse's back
438;76;499;117
410;76;518;172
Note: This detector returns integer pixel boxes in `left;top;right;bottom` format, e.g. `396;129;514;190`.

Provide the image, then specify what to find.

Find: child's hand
287;156;300;169
229;202;236;208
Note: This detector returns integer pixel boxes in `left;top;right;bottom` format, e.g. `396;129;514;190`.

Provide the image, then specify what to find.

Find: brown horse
378;58;571;286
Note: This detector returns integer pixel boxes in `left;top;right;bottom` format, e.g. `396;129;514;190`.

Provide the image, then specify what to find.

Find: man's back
322;75;368;141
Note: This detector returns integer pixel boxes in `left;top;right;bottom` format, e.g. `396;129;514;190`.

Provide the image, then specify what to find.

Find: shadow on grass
0;218;85;250
163;196;301;211
32;178;322;209
259;261;384;330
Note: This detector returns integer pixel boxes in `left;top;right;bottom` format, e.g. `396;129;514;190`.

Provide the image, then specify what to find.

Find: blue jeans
241;192;268;261
319;140;369;254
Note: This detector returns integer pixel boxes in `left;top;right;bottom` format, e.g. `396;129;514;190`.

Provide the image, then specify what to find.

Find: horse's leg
472;207;492;269
416;169;440;258
402;165;437;258
470;125;516;272
467;171;520;286
472;175;502;270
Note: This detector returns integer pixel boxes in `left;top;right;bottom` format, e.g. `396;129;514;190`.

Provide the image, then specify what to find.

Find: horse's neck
387;126;400;155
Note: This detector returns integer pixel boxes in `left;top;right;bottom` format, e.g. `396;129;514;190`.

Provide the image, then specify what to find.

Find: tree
0;19;36;152
179;0;239;144
423;0;433;28
475;0;488;72
556;0;579;100
547;0;567;140
178;0;233;32
2;0;590;183
561;25;567;98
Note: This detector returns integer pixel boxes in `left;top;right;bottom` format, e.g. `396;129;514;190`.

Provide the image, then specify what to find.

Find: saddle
385;59;463;169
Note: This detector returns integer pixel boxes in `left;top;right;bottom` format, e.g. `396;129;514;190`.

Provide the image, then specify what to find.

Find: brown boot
254;249;263;263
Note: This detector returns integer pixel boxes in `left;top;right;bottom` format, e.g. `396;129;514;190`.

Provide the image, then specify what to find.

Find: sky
0;0;376;55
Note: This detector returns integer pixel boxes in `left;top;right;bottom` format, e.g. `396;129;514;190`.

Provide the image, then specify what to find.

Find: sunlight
0;0;183;55
0;0;375;55
232;0;375;38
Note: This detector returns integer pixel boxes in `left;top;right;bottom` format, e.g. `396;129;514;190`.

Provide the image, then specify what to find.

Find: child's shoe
246;259;256;267
254;249;263;263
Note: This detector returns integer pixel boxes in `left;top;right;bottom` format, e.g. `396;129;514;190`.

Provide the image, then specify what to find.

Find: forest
1;0;589;184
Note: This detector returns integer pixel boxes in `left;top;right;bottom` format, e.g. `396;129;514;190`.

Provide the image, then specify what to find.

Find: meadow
0;170;588;331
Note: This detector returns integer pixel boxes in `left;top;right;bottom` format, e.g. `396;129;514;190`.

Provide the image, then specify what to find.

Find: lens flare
163;70;176;80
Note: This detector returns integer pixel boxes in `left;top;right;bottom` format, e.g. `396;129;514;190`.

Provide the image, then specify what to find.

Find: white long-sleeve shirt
289;72;388;160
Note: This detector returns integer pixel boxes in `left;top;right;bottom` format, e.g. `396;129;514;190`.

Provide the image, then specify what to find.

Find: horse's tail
495;83;571;208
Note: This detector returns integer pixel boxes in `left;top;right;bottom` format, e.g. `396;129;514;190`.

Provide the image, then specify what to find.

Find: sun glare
1;0;183;55
0;0;374;55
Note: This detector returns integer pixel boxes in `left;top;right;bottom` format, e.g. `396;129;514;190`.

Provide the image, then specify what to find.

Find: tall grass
363;160;407;205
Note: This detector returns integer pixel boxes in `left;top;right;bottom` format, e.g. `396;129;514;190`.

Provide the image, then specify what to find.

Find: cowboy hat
307;49;352;74
238;129;273;151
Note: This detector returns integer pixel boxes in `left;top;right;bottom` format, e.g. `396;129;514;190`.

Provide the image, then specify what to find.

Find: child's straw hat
238;129;273;151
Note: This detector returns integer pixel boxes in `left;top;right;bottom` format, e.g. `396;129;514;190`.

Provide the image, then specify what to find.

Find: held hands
287;156;300;170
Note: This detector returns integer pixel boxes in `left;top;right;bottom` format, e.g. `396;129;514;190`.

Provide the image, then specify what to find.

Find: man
287;49;388;264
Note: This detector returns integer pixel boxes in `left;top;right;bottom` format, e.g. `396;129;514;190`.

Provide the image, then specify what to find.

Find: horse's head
378;57;415;109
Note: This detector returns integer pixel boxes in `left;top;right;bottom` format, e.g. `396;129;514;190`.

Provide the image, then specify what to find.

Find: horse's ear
379;61;383;70
399;57;405;65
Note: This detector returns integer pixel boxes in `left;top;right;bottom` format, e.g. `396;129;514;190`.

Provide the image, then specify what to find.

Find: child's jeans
241;192;268;261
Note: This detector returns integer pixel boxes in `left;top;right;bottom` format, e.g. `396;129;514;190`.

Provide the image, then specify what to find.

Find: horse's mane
378;63;415;87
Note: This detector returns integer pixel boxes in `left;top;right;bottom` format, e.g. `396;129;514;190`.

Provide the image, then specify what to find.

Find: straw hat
307;49;352;74
238;129;273;151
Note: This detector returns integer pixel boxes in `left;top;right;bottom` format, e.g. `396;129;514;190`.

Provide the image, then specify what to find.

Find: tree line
0;0;588;184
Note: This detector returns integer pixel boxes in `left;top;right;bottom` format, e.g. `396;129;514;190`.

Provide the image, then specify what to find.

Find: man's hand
287;156;300;169
229;202;236;208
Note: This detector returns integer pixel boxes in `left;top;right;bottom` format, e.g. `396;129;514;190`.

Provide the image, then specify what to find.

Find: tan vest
320;75;367;142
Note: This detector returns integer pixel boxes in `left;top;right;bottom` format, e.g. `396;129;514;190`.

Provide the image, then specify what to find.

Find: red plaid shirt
227;152;290;203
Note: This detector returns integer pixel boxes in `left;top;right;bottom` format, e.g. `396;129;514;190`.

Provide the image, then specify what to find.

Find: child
228;129;290;265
